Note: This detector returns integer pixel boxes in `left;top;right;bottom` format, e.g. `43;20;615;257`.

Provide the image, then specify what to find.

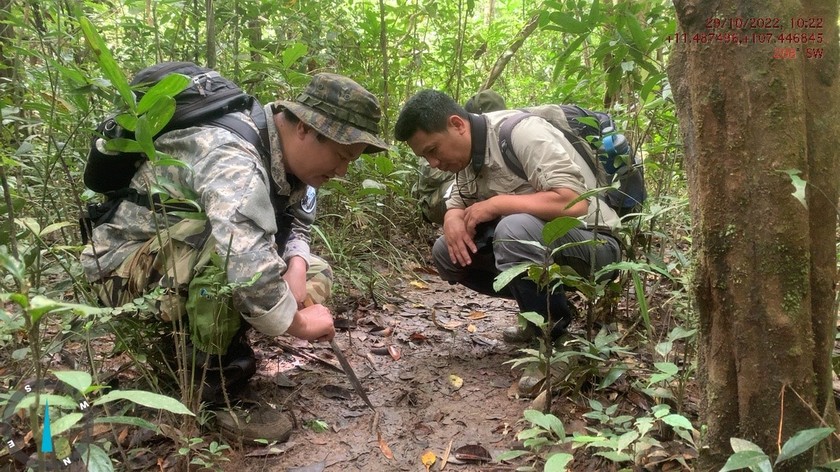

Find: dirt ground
232;272;542;471
208;254;698;472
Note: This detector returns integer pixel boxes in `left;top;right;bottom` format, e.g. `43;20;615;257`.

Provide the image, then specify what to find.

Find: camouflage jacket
81;104;316;336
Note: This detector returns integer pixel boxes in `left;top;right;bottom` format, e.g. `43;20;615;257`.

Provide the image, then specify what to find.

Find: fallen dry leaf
388;345;401;360
449;374;463;390
440;439;453;470
410;280;429;289
378;431;394;460
467;310;487;320
431;309;462;331
467;324;477;333
421;450;436;471
409;332;429;342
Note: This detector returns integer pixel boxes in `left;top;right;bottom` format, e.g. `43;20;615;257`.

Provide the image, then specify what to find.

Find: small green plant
177;438;231;471
720;428;837;471
572;401;695;466
306;419;329;433
496;409;573;471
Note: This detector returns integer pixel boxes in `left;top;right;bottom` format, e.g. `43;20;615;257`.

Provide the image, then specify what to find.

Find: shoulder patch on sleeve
301;186;317;214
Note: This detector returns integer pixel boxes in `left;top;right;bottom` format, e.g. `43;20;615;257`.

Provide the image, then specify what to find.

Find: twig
273;339;344;374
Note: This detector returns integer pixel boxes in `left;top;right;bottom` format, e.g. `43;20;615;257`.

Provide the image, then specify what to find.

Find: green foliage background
0;0;681;301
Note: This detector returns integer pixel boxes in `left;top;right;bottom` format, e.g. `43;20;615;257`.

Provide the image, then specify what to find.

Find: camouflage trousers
91;218;333;356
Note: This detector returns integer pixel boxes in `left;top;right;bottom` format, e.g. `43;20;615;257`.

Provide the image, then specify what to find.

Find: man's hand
286;304;335;343
442;209;478;267
462;199;498;233
283;256;308;307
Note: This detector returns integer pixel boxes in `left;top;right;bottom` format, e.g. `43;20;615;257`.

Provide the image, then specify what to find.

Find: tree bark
378;0;390;136
667;0;840;470
481;13;540;91
205;0;216;68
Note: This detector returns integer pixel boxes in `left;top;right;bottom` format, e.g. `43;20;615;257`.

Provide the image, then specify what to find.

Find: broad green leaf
544;452;574;471
547;414;566;439
50;412;84;436
93;415;159;432
104;138;143;153
136;74;190;115
731;437;763;452
40;222;74;237
775;427;834;464
780;169;807;209
598;366;627;389
542;216;583;245
548;12;589;34
594;450;632;462
53;371;92;395
16;394;79;410
520;311;545;327
523;409;549;429
16;217;40;235
78;17;135;113
134;115;156;159
94;390;194;416
282;42;309;68
617;430;640;452
76;443;114;472
624;13;647;49
143;95;177;136
719;450;770;472
114;113;137;132
493;263;531;292
0;247;24;284
661;413;693;431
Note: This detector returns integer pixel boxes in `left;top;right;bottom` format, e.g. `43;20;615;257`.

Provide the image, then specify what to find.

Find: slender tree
667;1;840;470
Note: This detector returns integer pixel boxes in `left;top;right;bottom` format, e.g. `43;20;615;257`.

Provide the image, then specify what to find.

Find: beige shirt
447;110;621;231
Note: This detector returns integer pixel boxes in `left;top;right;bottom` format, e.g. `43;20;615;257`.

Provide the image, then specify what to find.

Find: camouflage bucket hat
276;73;389;154
464;89;507;114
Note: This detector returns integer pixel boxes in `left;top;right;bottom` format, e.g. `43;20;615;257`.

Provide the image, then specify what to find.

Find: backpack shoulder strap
204;99;270;163
498;111;532;181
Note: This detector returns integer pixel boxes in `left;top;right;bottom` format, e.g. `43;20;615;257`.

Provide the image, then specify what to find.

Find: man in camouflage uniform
395;90;620;344
81;73;388;442
413;90;506;224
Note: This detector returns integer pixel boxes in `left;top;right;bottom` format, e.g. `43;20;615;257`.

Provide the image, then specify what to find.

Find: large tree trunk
667;1;840;470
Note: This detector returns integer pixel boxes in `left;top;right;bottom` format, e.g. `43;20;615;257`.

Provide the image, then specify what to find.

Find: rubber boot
502;278;573;343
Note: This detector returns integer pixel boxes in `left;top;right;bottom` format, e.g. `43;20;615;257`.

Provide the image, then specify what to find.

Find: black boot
503;277;573;343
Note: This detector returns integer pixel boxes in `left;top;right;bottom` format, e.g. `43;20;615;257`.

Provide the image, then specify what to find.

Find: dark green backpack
84;61;268;194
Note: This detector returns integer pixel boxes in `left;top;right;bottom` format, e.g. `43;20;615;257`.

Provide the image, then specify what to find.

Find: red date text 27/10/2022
705;17;824;30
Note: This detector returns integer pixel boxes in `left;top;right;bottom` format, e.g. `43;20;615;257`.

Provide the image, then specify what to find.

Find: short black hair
394;90;468;142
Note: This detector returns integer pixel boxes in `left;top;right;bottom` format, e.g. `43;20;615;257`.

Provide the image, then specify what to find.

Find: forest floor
206;259;700;471
1;237;703;472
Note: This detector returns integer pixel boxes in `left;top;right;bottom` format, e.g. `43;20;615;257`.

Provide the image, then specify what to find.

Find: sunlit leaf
720;450;770;472
282;42;309;68
53;371;92;395
95;390;194;416
775;427;834;464
544;452;573;471
78;17;135;113
542;216;583;245
780;169;807;209
136;74;190;115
